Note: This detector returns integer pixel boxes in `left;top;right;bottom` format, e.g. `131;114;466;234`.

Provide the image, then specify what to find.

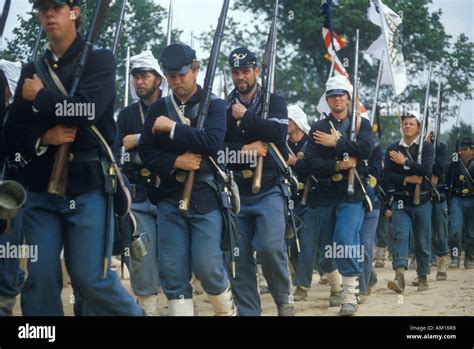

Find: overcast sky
1;0;472;131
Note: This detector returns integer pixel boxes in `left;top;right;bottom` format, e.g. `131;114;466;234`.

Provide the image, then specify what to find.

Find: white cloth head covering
287;104;310;134
0;59;22;101
325;75;353;99
129;51;168;100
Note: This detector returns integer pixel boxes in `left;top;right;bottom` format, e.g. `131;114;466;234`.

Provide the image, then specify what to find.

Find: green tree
445;120;473;157
224;0;473;122
2;0;180;109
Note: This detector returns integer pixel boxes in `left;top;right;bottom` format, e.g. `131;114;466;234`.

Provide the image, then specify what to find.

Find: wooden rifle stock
413;182;421;206
300;178;311;206
252;157;264;194
180;171;195;212
47;144;71;196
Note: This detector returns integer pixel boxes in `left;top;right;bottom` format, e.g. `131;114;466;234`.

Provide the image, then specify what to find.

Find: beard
236;80;256;96
137;84;158;100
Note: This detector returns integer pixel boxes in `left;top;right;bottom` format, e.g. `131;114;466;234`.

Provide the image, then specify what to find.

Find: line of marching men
1;0;473;317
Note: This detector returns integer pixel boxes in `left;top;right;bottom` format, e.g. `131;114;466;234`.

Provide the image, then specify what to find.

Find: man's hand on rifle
287;153;297;166
174;152;202;171
314;129;338;147
405;175;423;185
336;157;357;171
123;134;140;151
242;141;268;157
40;125;77;146
431;175;439;185
152;116;176;135
389;150;408;166
23;74;44;102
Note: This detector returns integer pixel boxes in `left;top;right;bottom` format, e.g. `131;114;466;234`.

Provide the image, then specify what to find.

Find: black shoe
340;303;358;316
277;303;295;316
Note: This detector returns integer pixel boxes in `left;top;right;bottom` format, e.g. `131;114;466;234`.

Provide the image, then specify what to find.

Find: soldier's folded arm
239;95;288;144
170;99;226;156
384;149;410;186
304;128;337;177
33;49;116;128
334;117;373;160
139;111;178;181
403;142;435;177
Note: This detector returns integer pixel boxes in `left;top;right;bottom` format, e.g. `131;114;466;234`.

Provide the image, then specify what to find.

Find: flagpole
370;50;384;126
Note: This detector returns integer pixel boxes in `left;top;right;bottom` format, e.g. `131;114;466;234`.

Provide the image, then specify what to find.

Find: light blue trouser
156;198;228;300
359;208;380;295
230;186;291;316
129;199;160;297
21;190;144;316
391;201;432;276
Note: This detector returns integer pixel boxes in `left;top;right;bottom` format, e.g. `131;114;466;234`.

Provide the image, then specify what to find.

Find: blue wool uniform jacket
305;113;373;205
225;90;288;195
432;141;447;185
139;85;226;214
5;35;116;196
384;140;434;200
117;100;152;202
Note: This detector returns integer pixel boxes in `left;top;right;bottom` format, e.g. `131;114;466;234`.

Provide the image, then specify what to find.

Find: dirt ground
12;256;474;316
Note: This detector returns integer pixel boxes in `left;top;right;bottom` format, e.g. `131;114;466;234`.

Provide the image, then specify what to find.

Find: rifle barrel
414;62;433;205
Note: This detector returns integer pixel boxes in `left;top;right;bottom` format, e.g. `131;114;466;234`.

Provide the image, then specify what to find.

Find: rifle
111;0;127;56
47;0;112;196
447;100;463;203
414;62;432;205
347;29;359;195
179;0;230;212
433;78;442;150
252;0;278;194
0;0;10;38
166;0;173;46
31;27;44;61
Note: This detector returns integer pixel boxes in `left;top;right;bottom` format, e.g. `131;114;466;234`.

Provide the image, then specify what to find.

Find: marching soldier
384;111;434;294
358;141;383;300
5;0;144;316
139;43;236;316
224;47;294;316
428;130;449;279
447;136;474;269
305;75;373;316
285;105;320;302
0;60;25;316
116;51;167;315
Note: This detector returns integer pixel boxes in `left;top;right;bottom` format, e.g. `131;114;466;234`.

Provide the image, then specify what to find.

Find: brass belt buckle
462;188;470;194
369;175;377;188
331;173;343;182
241;170;253;179
175;171;187;183
140;168;151;177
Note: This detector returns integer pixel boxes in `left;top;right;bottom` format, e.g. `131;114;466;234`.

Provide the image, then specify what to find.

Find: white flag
366;0;407;95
